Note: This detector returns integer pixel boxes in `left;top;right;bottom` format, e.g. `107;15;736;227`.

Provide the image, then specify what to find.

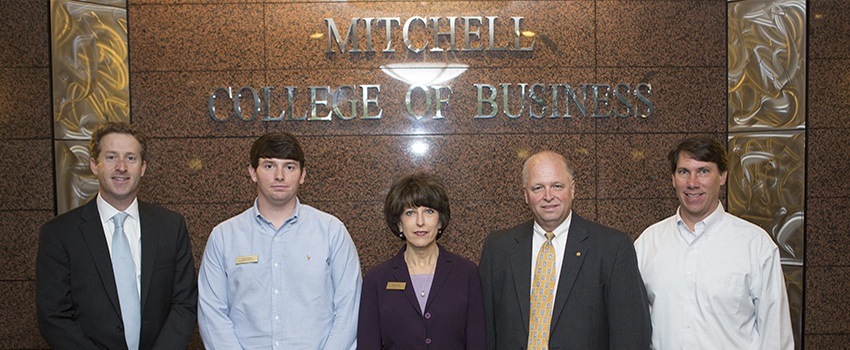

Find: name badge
236;255;259;265
386;282;406;290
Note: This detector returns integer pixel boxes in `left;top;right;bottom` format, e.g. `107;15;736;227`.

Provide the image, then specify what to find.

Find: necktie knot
113;212;129;230
545;232;555;241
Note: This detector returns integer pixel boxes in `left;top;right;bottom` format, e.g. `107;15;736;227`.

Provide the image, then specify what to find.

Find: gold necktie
528;232;556;350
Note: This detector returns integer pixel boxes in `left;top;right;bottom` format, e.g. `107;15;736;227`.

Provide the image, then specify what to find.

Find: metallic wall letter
634;83;653;118
332;85;357;120
306;86;332;121
209;87;232;122
485;16;508;51
502;83;527;119
405;85;432;120
360;84;383;119
474;84;498;118
403;17;429;53
589;84;612;118
378;17;401;52
529;83;547;118
325;18;361;53
234;86;260;121
511;17;534;51
430;17;458;52
462;16;483;51
613;83;633;118
432;86;452;119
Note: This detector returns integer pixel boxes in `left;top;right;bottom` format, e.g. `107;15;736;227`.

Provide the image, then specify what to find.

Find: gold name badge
386;282;406;290
235;255;259;265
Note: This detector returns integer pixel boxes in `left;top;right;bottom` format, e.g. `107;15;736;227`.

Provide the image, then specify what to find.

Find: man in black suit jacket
36;122;197;350
479;150;650;350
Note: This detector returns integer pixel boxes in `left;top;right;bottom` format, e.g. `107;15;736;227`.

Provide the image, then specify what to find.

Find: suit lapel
78;200;123;317
138;201;158;312
510;222;534;333
389;248;421;314
550;214;589;329
424;245;453;312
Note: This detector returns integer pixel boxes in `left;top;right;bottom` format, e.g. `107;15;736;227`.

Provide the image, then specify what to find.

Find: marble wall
806;0;850;348
0;0;846;348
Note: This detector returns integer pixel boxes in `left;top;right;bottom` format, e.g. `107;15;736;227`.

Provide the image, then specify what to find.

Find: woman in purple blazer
358;173;486;350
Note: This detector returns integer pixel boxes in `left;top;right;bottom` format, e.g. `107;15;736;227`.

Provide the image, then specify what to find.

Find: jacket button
116;326;123;333
425;338;431;344
424;312;431;319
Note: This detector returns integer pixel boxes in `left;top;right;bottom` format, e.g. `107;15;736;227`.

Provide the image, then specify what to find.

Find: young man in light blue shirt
198;131;362;349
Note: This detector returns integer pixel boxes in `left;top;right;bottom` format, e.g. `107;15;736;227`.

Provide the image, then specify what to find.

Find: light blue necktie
112;212;140;350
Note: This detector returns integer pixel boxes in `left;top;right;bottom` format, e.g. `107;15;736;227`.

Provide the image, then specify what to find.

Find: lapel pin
576;252;581;257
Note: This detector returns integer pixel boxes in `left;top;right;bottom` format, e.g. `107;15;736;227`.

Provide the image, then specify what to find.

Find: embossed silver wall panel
728;0;805;131
51;0;128;140
55;140;100;214
51;0;128;213
728;132;804;264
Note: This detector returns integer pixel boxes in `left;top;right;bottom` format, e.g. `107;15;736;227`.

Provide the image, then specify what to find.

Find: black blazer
358;244;486;350
36;199;197;350
479;214;651;350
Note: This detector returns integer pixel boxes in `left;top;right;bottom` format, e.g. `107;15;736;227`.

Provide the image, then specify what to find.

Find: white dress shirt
96;194;142;298
634;202;793;350
530;212;572;298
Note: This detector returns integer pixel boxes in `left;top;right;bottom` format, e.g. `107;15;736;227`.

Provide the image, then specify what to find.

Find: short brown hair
250;131;305;169
89;122;148;163
668;136;728;174
384;173;451;240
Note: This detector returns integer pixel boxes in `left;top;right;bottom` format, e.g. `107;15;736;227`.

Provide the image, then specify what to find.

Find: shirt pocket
698;272;747;316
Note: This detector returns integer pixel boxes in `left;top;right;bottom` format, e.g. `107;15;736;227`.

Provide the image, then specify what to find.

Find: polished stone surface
0;0;49;68
0;140;54;211
806;266;850;334
808;128;850;199
0;281;48;349
0;68;51;140
0;211;53;280
810;0;850;59
807;198;850;267
809;59;850;129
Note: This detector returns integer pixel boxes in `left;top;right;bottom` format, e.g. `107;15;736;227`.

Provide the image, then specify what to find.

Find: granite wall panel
0;140;54;211
0;0;49;68
806;266;850;334
0;281;48;349
0;68;51;140
0;211;54;280
597;0;726;67
596;67;728;134
808;128;850;199
809;59;850;129
807;198;850;267
810;0;850;59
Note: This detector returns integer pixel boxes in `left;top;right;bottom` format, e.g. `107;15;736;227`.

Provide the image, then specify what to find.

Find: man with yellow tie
479;150;651;350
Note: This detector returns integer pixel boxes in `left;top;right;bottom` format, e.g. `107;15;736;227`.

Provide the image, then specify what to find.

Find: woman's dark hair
384;173;451;240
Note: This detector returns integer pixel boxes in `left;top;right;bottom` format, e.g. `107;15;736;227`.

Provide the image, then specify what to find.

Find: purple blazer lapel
423;245;454;312
389;247;422;315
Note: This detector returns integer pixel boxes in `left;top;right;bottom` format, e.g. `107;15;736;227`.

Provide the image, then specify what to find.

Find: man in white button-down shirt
634;136;794;350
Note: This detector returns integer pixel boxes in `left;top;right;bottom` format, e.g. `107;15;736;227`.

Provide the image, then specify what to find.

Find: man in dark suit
479;150;650;350
36;122;197;350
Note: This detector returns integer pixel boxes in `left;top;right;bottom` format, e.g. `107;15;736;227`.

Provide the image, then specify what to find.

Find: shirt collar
96;192;140;225
533;211;573;239
252;197;301;226
675;200;725;237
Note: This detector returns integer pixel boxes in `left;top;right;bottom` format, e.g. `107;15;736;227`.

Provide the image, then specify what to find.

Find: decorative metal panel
728;0;805;131
783;265;802;348
55;140;99;214
728;132;804;264
51;0;128;140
